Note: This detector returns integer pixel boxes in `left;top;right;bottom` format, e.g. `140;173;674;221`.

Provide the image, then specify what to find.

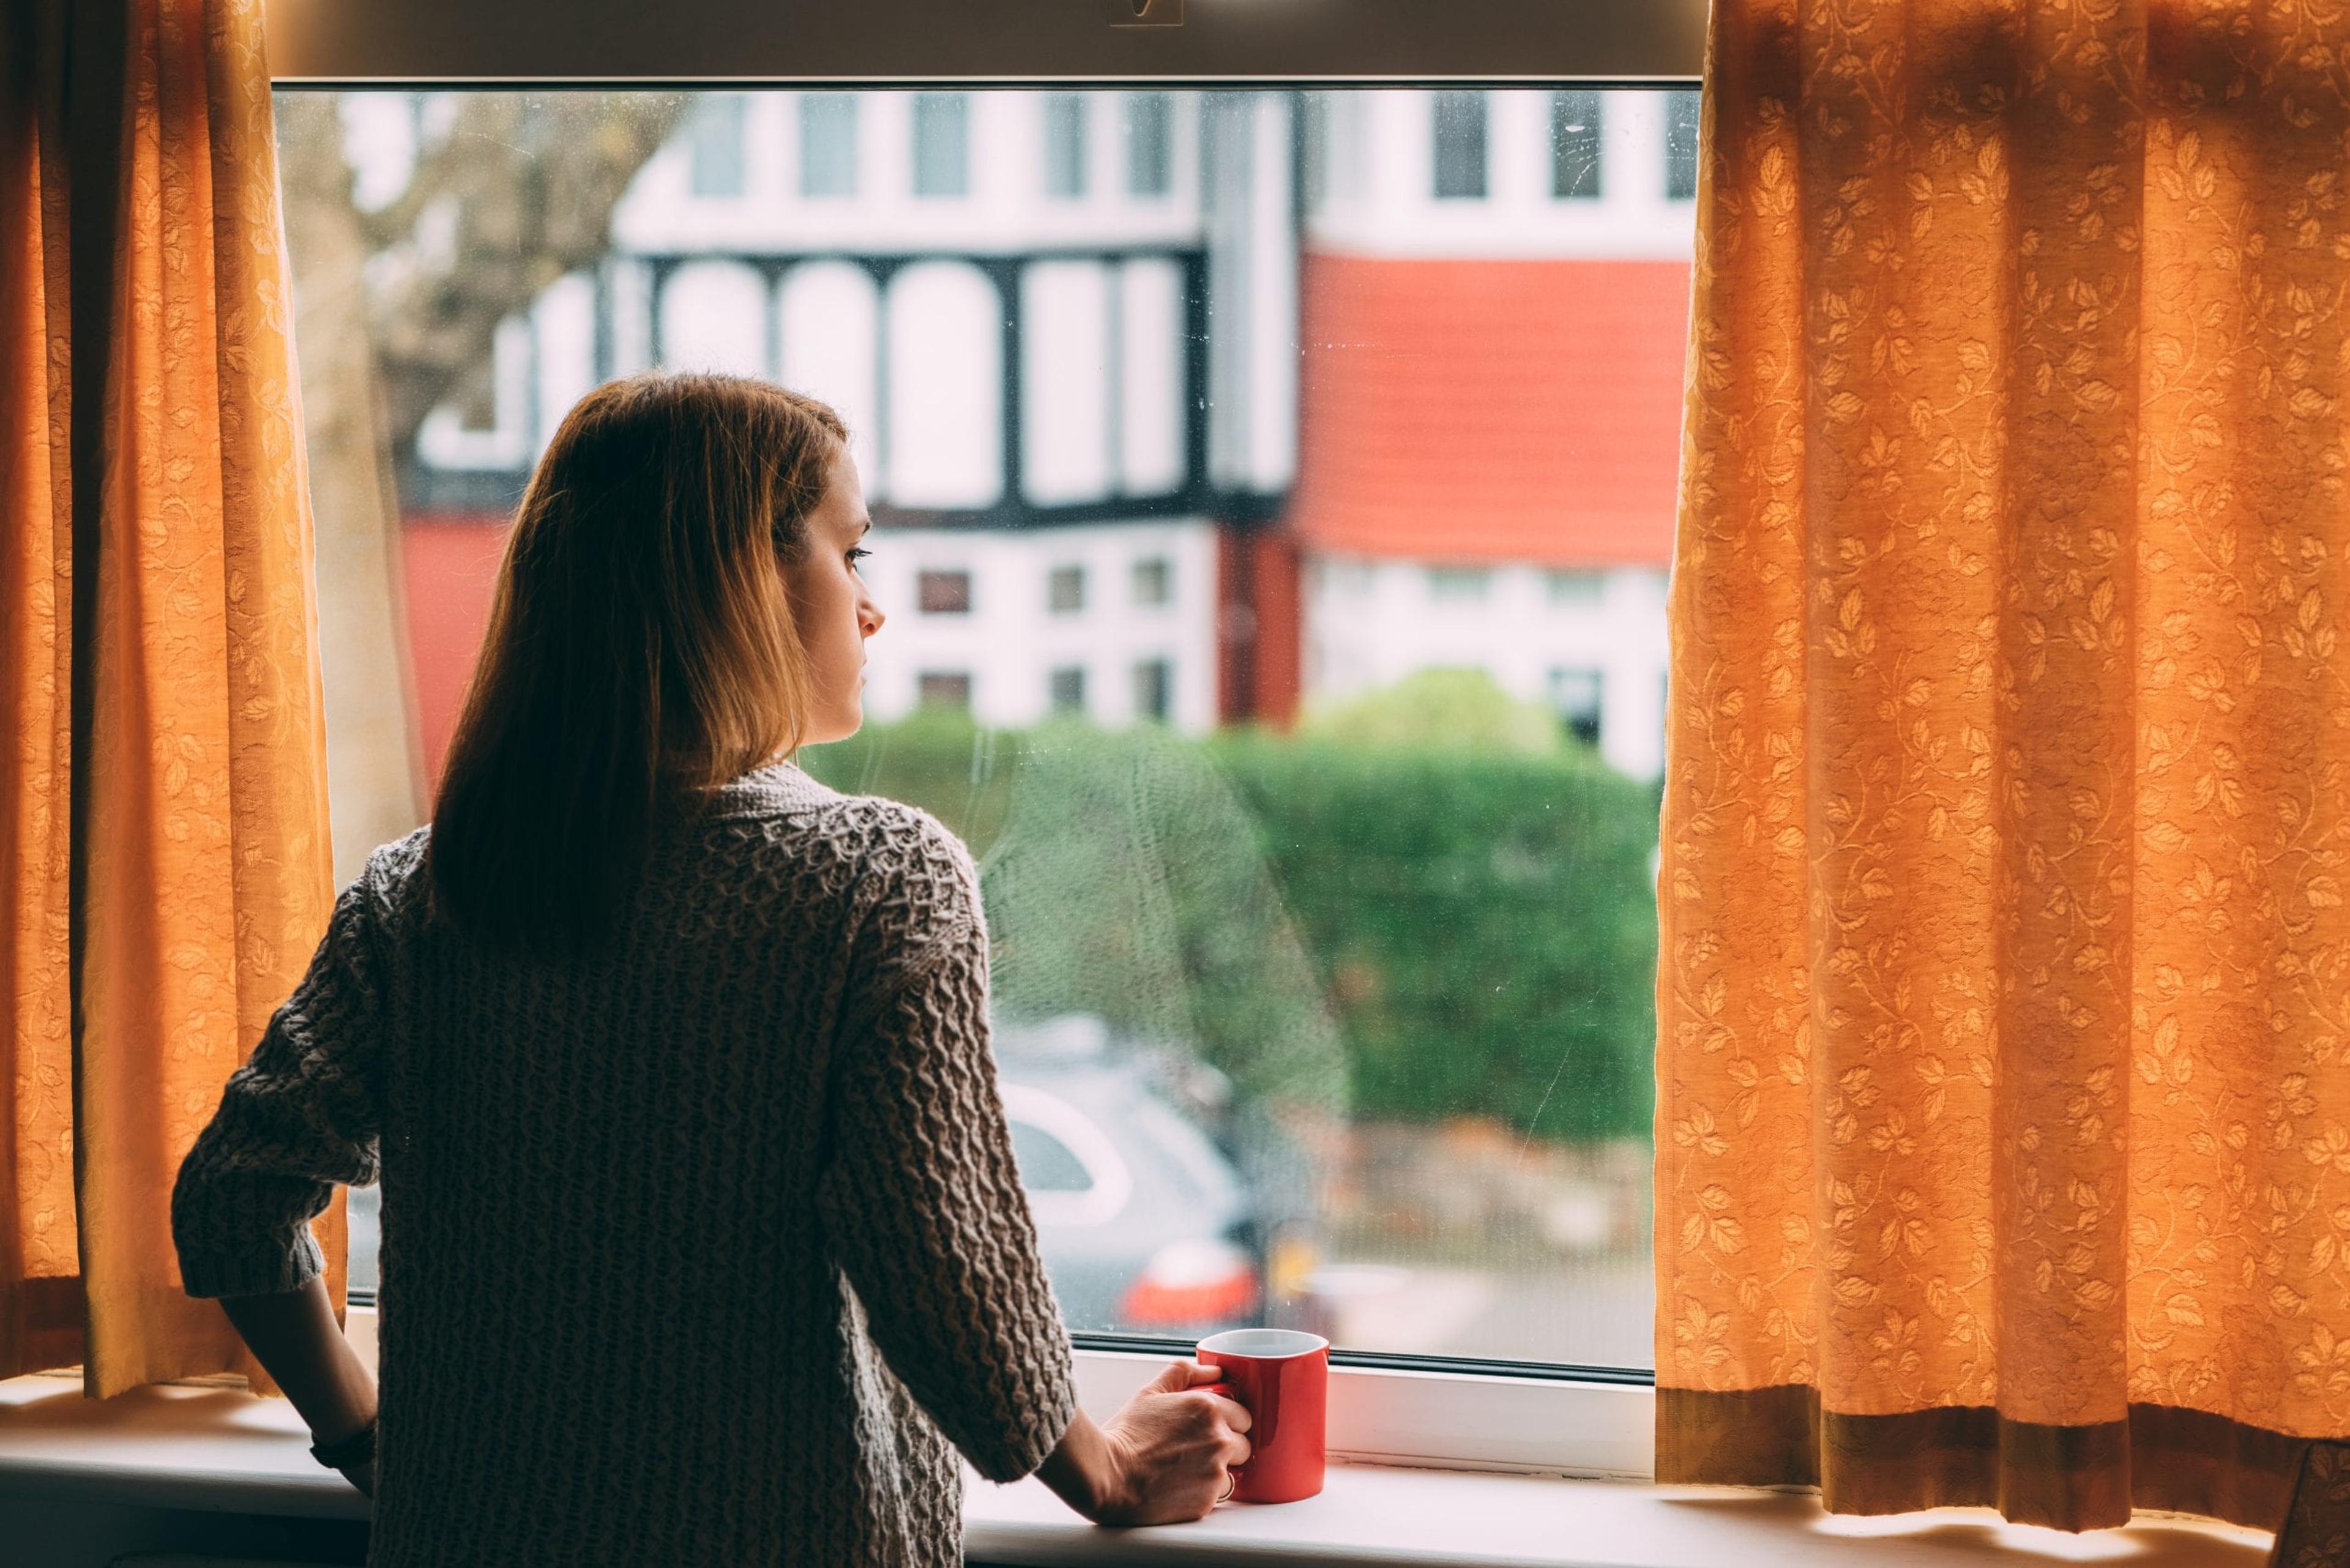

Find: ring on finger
1217;1473;1236;1504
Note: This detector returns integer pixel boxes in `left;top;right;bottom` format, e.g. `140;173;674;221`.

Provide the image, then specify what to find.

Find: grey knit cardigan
171;761;1079;1567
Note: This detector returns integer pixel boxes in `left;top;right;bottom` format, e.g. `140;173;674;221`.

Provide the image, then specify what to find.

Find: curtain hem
1658;1385;2306;1534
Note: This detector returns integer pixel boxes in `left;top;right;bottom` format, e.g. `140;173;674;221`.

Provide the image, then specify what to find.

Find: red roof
1289;252;1690;568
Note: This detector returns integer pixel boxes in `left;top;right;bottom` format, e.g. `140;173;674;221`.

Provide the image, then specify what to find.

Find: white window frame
263;0;1698;1483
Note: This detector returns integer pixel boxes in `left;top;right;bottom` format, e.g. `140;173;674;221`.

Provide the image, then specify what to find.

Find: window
917;568;972;614
1124;92;1172;197
1547;568;1606;603
1130;556;1171;606
1431;91;1488;200
912;92;968;198
1666;88;1702;200
917;670;974;709
799;93;857;197
279;73;1692;1470
1550;667;1605;747
1044;94;1087;199
1428;566;1490;602
1551;90;1603;200
1132;658;1173;721
688;92;747;197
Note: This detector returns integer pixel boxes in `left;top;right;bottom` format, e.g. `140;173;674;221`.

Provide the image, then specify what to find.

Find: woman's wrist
1039;1408;1128;1522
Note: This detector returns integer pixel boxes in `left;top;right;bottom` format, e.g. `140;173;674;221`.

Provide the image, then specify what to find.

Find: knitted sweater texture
171;761;1079;1567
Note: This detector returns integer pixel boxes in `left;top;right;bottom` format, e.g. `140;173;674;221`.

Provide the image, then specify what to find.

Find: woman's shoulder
707;764;977;897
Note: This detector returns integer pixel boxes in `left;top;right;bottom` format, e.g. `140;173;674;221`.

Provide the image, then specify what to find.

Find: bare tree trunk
279;95;423;884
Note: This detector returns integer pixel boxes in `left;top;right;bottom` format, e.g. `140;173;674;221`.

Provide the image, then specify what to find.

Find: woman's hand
338;1456;376;1498
1038;1359;1252;1526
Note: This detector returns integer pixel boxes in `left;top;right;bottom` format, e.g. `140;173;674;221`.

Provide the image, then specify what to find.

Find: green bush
802;698;1658;1141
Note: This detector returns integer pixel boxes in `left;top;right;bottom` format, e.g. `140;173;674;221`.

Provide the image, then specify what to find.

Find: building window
799;93;857;197
1133;659;1173;722
917;670;974;711
1546;568;1606;603
1050;666;1087;714
1429;566;1490;602
1125;92;1173;197
1551;90;1603;200
1550;667;1605;747
918;568;972;614
1302;91;1331;209
912;92;969;198
1431;91;1488;200
1131;556;1172;607
1665;88;1701;201
1048;564;1086;613
688;93;747;198
1045;94;1087;198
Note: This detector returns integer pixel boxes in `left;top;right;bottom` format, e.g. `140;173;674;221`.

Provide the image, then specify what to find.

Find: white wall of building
1304;558;1669;779
857;518;1222;735
1308;89;1696;261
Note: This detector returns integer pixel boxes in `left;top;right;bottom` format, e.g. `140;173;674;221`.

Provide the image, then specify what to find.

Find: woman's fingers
1201;1389;1252;1432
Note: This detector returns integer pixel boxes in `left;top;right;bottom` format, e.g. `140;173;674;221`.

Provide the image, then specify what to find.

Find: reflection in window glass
1125;92;1172;197
282;85;1690;1372
800;93;857;197
1666;89;1701;200
912;92;969;198
1551;91;1602;200
688;93;747;197
1431;91;1488;200
1012;1120;1096;1192
1045;94;1087;199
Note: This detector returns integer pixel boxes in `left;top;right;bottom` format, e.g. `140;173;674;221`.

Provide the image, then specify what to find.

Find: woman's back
175;761;1077;1567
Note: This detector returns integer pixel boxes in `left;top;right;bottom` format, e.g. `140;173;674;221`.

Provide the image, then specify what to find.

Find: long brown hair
426;372;846;954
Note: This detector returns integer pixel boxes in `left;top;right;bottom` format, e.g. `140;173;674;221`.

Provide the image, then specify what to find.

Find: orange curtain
1659;0;2350;1534
0;0;336;1395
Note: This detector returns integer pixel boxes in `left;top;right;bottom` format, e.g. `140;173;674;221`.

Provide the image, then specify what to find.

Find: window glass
1125;92;1173;197
917;670;974;709
1132;658;1173;722
1428;566;1490;602
918;567;972;614
1665;88;1701;201
1045;94;1087;199
1431;91;1488;200
800;92;857;198
1550;90;1602;200
688;92;747;197
912;92;969;198
281;85;1688;1373
1131;556;1171;607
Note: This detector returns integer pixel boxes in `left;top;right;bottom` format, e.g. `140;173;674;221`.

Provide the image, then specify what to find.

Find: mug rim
1196;1327;1330;1359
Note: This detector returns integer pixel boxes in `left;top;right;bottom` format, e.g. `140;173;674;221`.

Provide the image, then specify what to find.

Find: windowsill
0;1372;2272;1566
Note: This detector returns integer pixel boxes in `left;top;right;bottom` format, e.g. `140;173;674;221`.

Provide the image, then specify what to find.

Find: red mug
1198;1327;1329;1504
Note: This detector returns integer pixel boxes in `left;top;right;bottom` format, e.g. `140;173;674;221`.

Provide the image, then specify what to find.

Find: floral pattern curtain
1660;0;2350;1534
0;0;336;1394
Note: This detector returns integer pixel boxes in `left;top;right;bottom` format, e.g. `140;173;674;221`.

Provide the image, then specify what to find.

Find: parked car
996;1013;1330;1340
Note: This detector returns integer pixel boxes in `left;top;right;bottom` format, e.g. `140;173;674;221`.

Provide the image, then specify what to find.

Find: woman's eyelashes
847;546;871;572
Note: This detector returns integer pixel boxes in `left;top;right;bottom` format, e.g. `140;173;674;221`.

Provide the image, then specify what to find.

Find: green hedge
802;706;1658;1140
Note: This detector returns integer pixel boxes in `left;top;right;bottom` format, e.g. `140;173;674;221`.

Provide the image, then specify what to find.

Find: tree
274;92;686;880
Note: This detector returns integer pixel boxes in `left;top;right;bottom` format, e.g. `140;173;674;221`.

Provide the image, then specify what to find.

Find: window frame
264;0;1697;1484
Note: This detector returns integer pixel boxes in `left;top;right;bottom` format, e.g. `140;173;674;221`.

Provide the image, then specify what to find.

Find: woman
170;372;1252;1566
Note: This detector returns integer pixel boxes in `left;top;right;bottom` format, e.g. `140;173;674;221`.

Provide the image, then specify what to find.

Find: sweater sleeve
171;870;386;1299
816;813;1080;1484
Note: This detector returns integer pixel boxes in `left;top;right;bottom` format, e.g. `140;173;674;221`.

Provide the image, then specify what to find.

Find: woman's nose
860;594;885;638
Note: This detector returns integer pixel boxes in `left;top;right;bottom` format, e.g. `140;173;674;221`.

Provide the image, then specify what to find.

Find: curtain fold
1660;0;2350;1533
0;0;337;1395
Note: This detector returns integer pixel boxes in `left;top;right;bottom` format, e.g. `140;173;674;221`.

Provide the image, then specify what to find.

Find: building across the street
382;88;1689;782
